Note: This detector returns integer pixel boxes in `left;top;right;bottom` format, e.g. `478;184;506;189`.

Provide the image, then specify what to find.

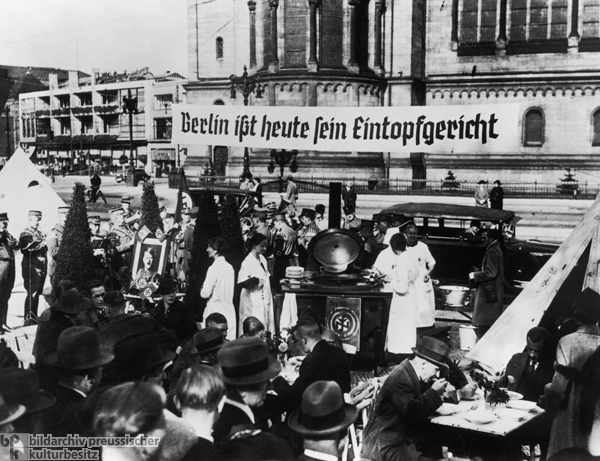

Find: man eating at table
361;337;449;461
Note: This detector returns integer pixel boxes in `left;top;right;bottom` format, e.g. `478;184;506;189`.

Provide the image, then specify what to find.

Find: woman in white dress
385;233;420;364
237;233;275;335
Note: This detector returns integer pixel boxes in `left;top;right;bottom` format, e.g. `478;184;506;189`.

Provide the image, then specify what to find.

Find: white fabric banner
172;103;520;153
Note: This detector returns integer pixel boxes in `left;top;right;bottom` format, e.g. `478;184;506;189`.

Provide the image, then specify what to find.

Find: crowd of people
1;177;600;460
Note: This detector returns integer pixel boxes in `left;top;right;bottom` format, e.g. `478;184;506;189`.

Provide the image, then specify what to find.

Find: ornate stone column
269;0;280;72
496;0;507;56
248;1;257;69
347;0;360;73
308;0;319;72
568;0;580;53
374;0;386;74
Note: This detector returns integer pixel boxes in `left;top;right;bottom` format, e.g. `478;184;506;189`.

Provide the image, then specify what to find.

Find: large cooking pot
438;285;471;307
308;228;363;274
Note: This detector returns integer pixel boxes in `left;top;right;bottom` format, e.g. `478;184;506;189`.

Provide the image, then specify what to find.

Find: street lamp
268;149;298;192
230;65;263;178
122;89;139;172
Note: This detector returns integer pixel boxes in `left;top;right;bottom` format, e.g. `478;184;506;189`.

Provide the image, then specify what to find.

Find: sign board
326;297;361;353
172;103;520;153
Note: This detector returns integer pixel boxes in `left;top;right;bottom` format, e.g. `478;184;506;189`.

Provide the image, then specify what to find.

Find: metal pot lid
308;228;363;273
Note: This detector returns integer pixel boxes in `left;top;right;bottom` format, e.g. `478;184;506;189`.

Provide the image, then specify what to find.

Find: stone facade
184;0;600;183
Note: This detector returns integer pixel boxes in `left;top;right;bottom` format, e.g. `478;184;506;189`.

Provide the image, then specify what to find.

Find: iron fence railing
182;175;599;200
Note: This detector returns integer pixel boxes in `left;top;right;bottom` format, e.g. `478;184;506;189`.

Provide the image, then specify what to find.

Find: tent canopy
0;148;66;237
466;193;600;373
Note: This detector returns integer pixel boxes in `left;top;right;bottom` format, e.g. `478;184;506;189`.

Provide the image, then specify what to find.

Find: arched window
592;109;600;146
523;109;544;146
216;37;223;60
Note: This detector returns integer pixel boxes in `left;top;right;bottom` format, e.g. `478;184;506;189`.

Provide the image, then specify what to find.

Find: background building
19;69;187;176
184;0;600;184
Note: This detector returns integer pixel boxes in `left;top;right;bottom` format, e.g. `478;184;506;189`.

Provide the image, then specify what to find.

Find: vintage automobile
378;202;560;293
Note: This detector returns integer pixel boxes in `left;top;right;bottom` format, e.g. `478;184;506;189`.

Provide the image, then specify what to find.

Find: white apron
385;251;420;354
238;253;275;335
406;241;436;328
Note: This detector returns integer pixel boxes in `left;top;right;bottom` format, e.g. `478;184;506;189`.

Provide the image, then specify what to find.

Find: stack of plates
286;266;304;279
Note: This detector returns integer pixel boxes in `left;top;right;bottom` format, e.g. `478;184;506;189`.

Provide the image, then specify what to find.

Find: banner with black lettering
172;103;519;153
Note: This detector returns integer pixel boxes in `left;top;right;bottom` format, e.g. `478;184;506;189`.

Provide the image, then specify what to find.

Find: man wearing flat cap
289;380;358;461
213;337;282;442
19;210;47;325
41;326;113;436
361;337;450;461
545;288;600;458
499;326;553;403
46;206;69;285
0;212;19;333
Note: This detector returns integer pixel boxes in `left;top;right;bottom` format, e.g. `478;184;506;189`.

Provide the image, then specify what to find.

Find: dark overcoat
472;240;504;327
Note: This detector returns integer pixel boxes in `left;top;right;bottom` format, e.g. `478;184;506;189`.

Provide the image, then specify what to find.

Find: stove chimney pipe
329;182;342;229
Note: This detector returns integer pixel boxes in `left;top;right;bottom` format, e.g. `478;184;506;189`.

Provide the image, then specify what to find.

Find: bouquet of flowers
266;328;294;364
469;369;510;407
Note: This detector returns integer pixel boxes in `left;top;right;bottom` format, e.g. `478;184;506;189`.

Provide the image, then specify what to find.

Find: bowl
494;408;526;422
506;390;523;400
436;403;462;416
463;410;497;425
507;400;539;411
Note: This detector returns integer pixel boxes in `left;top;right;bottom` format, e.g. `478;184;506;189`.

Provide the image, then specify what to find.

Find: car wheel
504;250;541;293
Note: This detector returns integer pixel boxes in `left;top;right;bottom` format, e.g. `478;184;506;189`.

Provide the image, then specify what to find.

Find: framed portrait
130;237;170;290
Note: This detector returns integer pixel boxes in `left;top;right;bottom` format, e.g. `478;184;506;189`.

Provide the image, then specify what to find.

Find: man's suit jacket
149;299;197;346
361;360;443;461
42;385;86;437
272;340;351;413
502;351;553;402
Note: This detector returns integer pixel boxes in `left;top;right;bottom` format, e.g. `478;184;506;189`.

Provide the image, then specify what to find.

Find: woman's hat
572;288;600;322
288;381;358;436
478;180;487;185
217;337;281;385
54;290;91;314
299;208;316;221
0;368;56;414
113;331;176;380
494;180;502;186
190;327;225;355
0;392;26;427
46;326;114;370
411;336;450;370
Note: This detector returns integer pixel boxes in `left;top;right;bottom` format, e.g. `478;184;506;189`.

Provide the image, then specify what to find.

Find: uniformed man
0;212;19;332
46;206;69;284
121;196;141;231
19;210;48;325
342;205;361;231
176;207;197;284
160;205;175;234
88;215;106;255
108;208;135;268
297;208;320;268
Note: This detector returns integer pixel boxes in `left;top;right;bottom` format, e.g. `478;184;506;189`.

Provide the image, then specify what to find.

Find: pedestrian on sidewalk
474;180;489;207
490;180;504;210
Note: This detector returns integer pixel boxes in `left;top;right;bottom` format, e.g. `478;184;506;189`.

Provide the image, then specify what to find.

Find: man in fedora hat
33;290;91;391
213;337;282;442
19;209;48;325
272;319;351;414
42;326;113;436
170;327;225;391
109;330;176;386
46;205;69;285
361;336;450;461
0;392;26;433
0;212;19;333
0;368;56;433
288;380;358;461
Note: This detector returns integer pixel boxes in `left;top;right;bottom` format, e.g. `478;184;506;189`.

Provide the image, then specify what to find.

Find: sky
0;0;189;77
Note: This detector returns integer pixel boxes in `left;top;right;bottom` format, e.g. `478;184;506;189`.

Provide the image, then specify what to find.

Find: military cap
28;210;42;217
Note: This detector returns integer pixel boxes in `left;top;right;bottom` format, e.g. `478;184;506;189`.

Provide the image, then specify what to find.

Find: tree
185;193;221;318
139;181;163;233
54;182;94;292
220;194;246;273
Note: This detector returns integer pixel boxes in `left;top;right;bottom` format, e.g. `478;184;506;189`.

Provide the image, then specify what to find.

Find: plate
436;403;462;416
506;390;523;400
463;411;497;425
494;408;526;422
507;400;539;411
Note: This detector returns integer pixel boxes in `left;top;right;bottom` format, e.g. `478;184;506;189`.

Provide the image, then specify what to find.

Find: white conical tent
0;148;66;237
466;192;600;373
